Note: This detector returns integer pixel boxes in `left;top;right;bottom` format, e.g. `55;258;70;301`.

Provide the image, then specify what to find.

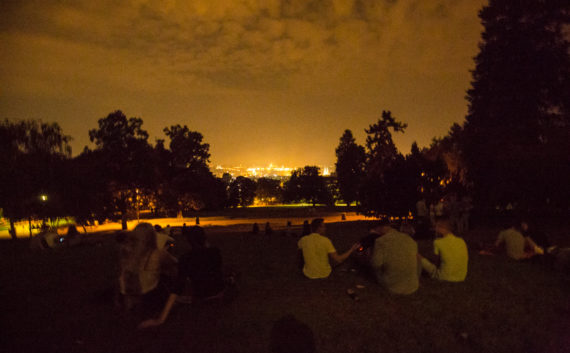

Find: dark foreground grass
1;221;569;353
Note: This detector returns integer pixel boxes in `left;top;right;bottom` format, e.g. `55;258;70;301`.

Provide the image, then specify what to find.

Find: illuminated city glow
214;164;333;179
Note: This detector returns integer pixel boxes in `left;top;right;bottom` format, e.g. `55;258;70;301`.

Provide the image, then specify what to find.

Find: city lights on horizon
214;163;333;178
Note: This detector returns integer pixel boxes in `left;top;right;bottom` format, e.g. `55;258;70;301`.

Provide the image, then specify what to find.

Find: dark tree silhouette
228;176;257;207
334;129;365;207
283;166;331;207
157;125;223;215
359;111;408;216
0;120;71;238
255;177;283;205
463;0;570;211
88;110;156;229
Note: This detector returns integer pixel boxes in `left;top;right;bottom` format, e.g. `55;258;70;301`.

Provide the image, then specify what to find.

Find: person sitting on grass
494;217;541;260
297;218;360;279
419;217;468;282
138;226;225;328
118;223;178;311
370;219;420;295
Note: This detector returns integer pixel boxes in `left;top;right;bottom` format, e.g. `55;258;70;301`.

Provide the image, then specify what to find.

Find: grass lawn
1;220;568;353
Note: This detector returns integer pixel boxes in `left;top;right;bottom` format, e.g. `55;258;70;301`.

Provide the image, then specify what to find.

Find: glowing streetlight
40;194;48;202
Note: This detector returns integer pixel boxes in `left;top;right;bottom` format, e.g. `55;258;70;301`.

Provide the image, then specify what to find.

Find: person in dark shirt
138;226;224;328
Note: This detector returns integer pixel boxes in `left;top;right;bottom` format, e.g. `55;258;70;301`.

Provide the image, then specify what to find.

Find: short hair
435;216;452;232
370;218;391;232
310;218;325;233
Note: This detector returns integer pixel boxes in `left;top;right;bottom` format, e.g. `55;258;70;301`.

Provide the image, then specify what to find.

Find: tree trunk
9;219;17;240
121;212;128;230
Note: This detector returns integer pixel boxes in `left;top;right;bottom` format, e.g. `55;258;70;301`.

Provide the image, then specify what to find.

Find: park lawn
1;221;568;353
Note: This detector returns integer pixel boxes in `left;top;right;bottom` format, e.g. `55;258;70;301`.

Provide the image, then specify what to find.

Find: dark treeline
1;0;568;237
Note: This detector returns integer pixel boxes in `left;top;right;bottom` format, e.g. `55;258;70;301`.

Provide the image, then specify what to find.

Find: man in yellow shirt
420;217;468;282
298;218;360;279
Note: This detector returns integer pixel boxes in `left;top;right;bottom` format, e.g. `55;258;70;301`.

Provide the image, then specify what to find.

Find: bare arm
138;293;178;329
329;243;360;264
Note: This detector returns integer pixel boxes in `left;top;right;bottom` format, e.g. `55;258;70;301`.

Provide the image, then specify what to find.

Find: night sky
0;0;485;166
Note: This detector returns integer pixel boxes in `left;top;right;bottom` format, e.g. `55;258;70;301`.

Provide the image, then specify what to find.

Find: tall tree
88;110;155;229
157;125;223;215
359;111;408;216
463;0;570;210
335;130;365;207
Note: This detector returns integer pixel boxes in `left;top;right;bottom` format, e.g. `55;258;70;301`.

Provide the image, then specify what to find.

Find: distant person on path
415;197;430;238
301;220;311;237
297;218;360;279
265;222;273;236
416;197;428;221
138;226;225;328
419;217;468;282
494;218;541;260
457;195;473;234
370;219;420;295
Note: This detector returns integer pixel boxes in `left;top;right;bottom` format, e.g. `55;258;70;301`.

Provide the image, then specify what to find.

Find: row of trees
334;0;570;216
0;111;229;237
2;0;568;236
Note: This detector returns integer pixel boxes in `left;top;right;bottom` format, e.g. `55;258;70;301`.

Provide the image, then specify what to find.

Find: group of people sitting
297;217;468;295
117;215;567;328
117;223;227;329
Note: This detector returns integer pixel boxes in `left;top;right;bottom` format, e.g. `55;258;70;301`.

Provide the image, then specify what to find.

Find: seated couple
118;223;225;329
298;218;468;296
493;217;544;260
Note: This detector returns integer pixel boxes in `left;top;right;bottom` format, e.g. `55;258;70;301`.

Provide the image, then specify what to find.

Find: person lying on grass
419;217;468;282
369;219;420;295
138;226;225;329
297;218;360;279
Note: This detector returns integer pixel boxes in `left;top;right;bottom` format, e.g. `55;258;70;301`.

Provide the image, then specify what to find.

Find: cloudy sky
0;0;485;167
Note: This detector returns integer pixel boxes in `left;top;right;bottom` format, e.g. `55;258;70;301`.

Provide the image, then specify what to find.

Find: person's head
120;223;157;268
399;222;415;236
270;315;315;353
154;224;163;233
301;220;311;236
131;223;157;252
310;218;325;234
435;216;453;236
370;218;392;236
67;224;78;236
185;226;206;249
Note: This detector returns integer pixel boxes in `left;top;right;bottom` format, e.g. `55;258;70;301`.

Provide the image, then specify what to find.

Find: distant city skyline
213;163;332;178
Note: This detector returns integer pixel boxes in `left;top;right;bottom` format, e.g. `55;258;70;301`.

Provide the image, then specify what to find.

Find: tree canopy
463;0;570;210
335;129;365;206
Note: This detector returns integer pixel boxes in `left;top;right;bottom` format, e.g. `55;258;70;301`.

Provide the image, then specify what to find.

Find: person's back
371;228;419;295
433;234;468;281
496;227;526;260
177;246;224;299
298;232;336;279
